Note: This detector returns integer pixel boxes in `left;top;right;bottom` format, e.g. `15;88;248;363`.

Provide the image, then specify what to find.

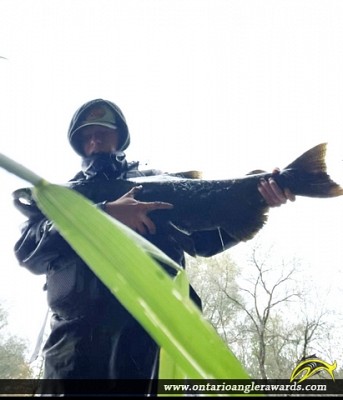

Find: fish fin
246;169;266;175
167;223;197;256
283;143;343;198
168;170;203;179
222;208;269;242
285;142;329;173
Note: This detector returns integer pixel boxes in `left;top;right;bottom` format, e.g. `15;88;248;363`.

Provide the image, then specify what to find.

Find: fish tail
281;143;343;198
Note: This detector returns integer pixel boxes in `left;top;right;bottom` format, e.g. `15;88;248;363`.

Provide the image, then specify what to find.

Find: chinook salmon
13;143;342;252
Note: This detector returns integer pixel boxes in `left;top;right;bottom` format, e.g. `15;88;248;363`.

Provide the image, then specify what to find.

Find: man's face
80;125;119;156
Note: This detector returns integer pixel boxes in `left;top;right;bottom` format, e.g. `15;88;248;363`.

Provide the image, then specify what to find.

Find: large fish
13;143;342;253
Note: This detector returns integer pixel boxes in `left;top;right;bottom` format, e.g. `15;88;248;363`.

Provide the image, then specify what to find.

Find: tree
187;246;302;378
187;242;340;380
0;303;33;378
186;253;243;345
229;245;301;379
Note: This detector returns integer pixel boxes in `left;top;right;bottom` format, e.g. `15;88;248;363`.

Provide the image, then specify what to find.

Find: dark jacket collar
81;151;127;179
70;151;142;183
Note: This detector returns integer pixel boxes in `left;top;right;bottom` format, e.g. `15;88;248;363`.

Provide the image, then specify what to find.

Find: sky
0;0;342;364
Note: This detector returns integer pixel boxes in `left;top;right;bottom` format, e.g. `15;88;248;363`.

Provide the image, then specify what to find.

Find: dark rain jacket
13;152;238;382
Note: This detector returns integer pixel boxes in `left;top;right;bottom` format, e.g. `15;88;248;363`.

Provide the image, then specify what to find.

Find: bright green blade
159;270;189;381
158;270;188;398
33;182;248;379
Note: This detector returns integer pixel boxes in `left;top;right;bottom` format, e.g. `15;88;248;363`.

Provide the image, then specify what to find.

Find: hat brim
72;122;118;135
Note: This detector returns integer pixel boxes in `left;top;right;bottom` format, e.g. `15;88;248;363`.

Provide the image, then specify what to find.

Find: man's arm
14;217;74;275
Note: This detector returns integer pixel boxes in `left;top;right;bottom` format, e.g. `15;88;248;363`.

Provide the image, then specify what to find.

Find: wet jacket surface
14;152;238;382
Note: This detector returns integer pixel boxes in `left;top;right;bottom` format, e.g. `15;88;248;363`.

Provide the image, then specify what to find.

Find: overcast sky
0;0;342;363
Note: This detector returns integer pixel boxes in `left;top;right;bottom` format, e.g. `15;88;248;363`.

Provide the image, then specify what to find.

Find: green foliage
0;304;33;379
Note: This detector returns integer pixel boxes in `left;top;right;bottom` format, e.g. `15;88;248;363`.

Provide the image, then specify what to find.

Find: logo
290;354;337;383
82;105;117;127
85;106;107;121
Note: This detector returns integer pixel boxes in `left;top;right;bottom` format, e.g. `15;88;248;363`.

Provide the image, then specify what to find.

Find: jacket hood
68;99;131;156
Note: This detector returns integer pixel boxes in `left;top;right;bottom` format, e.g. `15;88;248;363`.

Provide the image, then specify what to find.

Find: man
13;99;294;388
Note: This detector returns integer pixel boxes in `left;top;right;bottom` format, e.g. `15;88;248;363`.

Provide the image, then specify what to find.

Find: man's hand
103;186;173;235
258;168;296;207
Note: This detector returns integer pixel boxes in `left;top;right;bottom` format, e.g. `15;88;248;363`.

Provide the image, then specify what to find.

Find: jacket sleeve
14;217;75;275
13;183;108;275
190;229;239;258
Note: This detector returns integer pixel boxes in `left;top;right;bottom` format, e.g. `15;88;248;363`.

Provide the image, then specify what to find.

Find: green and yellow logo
290;354;337;383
